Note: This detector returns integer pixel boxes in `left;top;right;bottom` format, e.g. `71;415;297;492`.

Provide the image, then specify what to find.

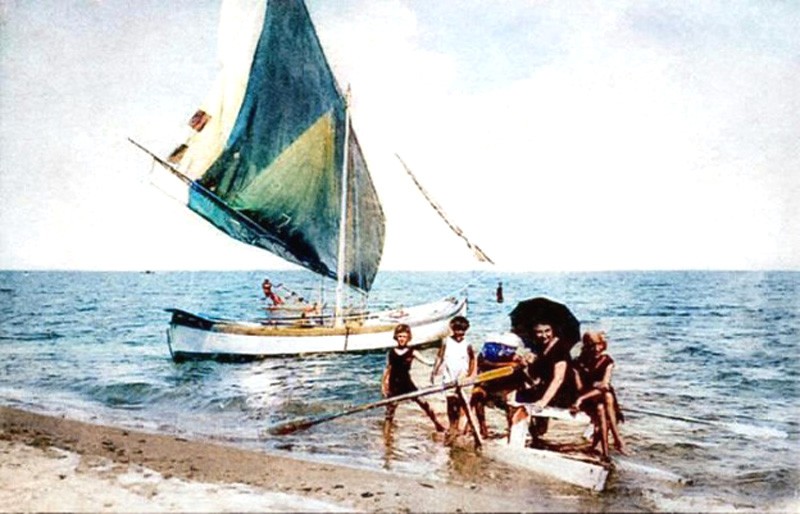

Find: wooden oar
456;385;483;449
266;366;516;436
625;407;788;439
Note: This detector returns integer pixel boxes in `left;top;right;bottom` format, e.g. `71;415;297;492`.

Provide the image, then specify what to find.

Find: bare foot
615;443;631;456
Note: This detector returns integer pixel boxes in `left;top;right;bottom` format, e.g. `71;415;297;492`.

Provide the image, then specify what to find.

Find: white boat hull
166;295;467;361
485;441;610;492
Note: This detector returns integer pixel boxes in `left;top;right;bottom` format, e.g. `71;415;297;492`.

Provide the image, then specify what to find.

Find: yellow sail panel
230;112;340;268
231;111;337;209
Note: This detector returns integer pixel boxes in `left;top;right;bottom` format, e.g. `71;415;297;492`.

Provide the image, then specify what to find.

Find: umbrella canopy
509;297;581;347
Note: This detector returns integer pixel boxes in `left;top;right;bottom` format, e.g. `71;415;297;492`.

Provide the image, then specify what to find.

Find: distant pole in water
496;281;504;303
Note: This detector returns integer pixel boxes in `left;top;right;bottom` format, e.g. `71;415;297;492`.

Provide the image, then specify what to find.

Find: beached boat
131;0;487;361
480;408;688;491
485;441;611;492
487;440;690;492
475;407;610;492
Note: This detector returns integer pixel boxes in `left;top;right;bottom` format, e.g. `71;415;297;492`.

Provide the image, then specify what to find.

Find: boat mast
334;87;352;327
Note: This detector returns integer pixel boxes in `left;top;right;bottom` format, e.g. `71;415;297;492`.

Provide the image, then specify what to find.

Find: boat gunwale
168;338;443;362
168;295;467;337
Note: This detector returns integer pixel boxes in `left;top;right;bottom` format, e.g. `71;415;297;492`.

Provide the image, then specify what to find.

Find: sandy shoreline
0;406;563;512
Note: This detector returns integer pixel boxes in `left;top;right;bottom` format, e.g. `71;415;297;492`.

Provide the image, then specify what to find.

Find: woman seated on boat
570;331;628;458
382;324;446;434
507;322;577;448
261;279;284;307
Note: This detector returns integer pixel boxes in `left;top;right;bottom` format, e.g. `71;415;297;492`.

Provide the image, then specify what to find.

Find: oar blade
266;417;320;436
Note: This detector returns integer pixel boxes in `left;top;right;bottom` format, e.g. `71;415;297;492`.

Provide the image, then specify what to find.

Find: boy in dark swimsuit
381;324;445;433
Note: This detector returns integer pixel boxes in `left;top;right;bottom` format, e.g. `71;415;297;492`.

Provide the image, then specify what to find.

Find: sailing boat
131;0;487;361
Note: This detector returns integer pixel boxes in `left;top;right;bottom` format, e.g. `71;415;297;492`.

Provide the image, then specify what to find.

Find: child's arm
571;388;603;412
571;361;616;412
594;362;615;391
429;344;446;382
467;345;477;376
381;356;391;397
414;349;434;367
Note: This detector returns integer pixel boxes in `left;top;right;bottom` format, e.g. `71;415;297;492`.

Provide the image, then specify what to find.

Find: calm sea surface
1;270;797;511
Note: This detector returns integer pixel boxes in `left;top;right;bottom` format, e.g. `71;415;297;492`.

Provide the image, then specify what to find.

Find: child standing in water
382;324;445;433
431;316;476;441
571;331;629;459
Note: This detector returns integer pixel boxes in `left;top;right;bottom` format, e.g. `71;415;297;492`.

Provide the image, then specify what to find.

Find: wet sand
1;406;563;512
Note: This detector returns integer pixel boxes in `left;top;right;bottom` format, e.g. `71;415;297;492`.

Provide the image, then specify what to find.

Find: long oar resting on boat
265;366;516;436
625;407;788;439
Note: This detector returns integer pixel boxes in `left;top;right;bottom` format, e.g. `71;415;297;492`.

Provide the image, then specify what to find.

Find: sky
0;0;798;272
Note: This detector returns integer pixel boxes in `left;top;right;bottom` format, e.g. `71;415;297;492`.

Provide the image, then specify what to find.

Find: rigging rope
395;154;494;265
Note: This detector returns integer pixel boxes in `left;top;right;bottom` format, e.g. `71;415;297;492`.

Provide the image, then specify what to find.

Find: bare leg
597;402;609;458
415;398;446;432
529;417;549;441
458;405;469;435
446;396;460;433
384;402;396;436
589;414;601;453
444;396;460;443
590;426;600;452
508;407;529;448
470;389;490;438
604;392;629;455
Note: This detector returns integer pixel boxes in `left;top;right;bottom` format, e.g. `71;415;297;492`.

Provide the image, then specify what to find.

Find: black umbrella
509;297;581;348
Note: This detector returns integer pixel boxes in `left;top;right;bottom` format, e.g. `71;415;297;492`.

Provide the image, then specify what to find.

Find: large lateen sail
166;0;385;292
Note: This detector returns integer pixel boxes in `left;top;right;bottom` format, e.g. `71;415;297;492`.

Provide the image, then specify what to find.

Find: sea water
1;270;797;511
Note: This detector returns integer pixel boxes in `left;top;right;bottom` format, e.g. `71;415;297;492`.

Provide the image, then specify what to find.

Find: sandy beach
0;406;569;512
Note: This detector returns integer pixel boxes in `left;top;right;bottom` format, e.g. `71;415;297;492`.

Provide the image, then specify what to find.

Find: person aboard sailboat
261;279;284;307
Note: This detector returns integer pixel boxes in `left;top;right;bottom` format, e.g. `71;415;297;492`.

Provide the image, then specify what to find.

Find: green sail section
188;0;385;292
229;111;340;276
344;129;385;292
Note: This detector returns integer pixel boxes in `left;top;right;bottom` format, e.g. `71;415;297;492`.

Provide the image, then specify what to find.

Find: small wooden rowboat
480;407;606;491
481;407;687;492
484;441;611;492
